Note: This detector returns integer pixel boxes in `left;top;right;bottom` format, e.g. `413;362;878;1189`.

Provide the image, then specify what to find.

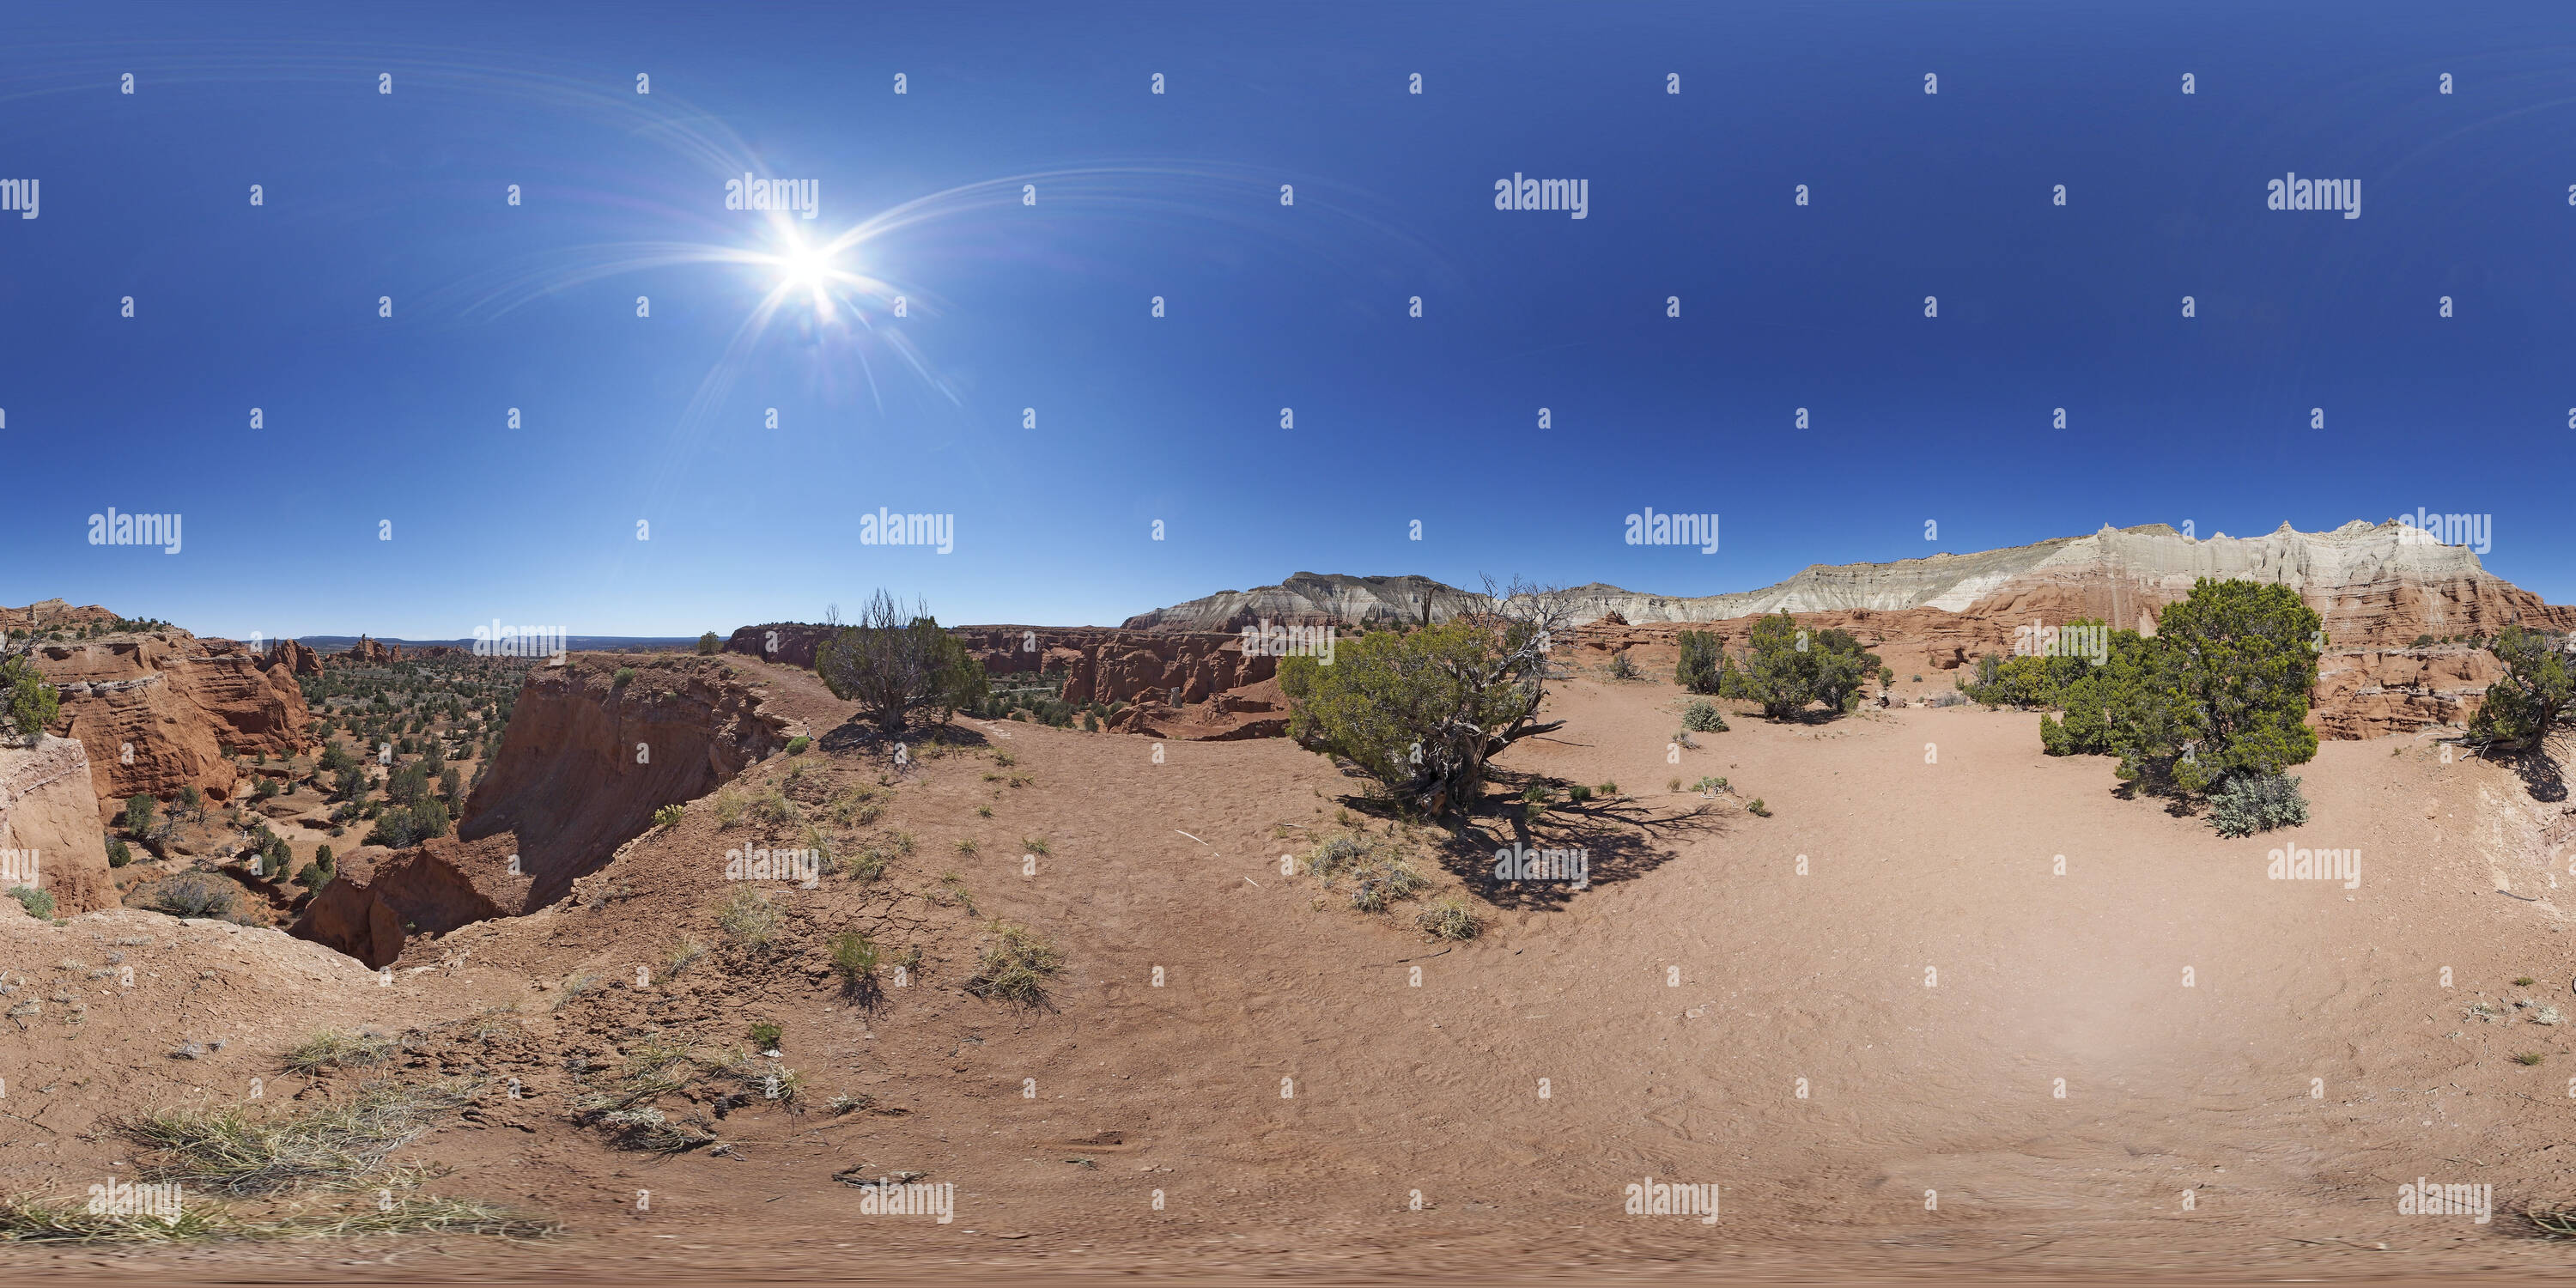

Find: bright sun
778;241;833;290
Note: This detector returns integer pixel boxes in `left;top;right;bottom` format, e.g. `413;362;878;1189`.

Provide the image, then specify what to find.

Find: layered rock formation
957;627;1288;740
1129;522;2573;647
0;735;117;916
724;623;836;669
1122;573;1479;632
1123;521;2575;739
31;630;313;813
2;599;122;634
459;658;793;909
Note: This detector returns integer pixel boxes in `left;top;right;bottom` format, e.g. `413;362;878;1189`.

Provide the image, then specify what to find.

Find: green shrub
786;735;811;756
652;803;684;829
7;885;54;920
1681;699;1727;732
410;796;451;839
2208;773;2309;837
696;632;722;655
1675;630;1724;695
612;667;636;688
1746;798;1770;817
1565;784;1593;805
2;654;60;740
745;1020;783;1050
252;777;281;800
366;808;420;849
813;591;989;736
107;839;133;867
293;862;330;891
2469;625;2571;750
123;793;156;836
1605;651;1641;681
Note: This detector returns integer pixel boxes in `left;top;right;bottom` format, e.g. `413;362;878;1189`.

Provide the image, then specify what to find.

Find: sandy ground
5;661;2575;1283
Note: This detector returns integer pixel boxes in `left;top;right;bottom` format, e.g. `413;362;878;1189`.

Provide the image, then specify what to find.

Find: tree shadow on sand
1422;769;1733;912
817;716;990;758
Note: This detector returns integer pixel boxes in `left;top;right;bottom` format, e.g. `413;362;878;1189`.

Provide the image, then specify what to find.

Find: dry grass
964;922;1063;1007
715;888;781;951
281;1030;394;1075
1303;832;1428;912
118;1080;477;1195
1415;896;1484;941
0;1193;558;1243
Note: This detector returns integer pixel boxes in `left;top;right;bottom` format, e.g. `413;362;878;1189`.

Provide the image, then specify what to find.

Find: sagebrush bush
8;885;55;920
2208;773;2309;837
153;872;236;919
1681;699;1728;732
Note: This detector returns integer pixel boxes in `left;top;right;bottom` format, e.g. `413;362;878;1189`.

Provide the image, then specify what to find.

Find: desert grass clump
652;803;684;829
7;886;55;920
661;937;708;979
1415;896;1483;941
712;787;746;828
829;787;884;828
750;786;801;827
963;922;1062;1007
927;872;977;914
1746;797;1771;817
744;1020;783;1051
714;888;781;952
120;1080;476;1195
283;1029;394;1075
829;931;880;993
2516;1051;2549;1066
1022;836;1050;856
151;872;237;920
1303;832;1428;912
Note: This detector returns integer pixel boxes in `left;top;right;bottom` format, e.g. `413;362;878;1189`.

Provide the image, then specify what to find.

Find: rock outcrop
270;639;324;676
459;657;793;910
338;635;399;665
1127;522;2575;647
1122;521;2576;739
33;631;314;813
1123;573;1479;633
0;735;117;916
723;623;838;669
293;835;513;969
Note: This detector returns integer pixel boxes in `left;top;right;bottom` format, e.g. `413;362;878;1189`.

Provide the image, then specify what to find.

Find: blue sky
3;1;2572;639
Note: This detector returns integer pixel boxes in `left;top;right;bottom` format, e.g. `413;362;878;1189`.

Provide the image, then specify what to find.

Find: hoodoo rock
339;635;399;665
271;638;325;676
0;735;117;916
